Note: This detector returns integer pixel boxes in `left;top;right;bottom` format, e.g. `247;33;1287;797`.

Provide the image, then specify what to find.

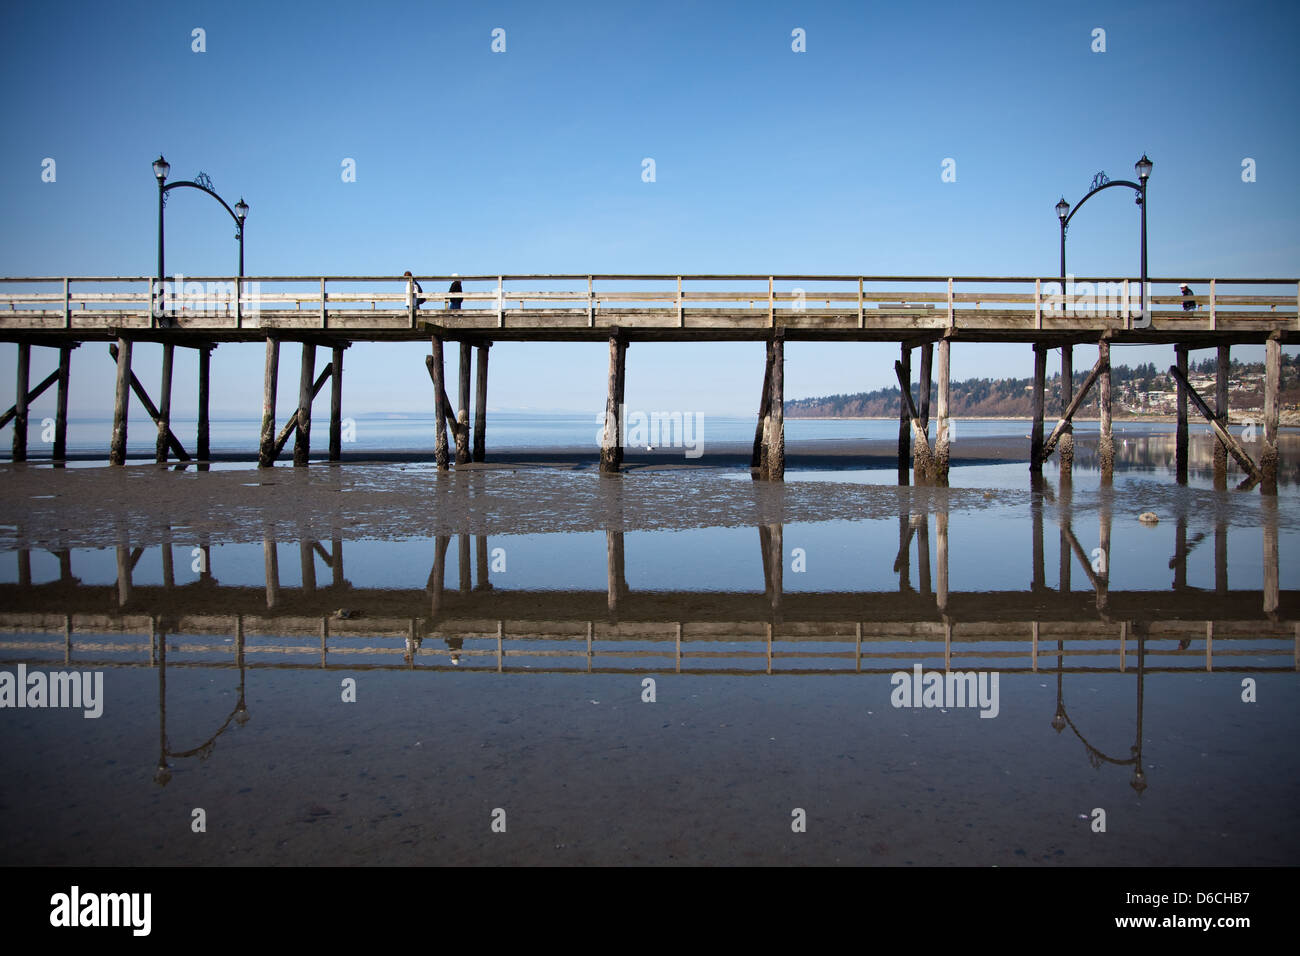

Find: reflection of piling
475;535;491;590
161;524;175;589
17;548;31;589
331;537;344;589
936;509;949;613
1215;516;1228;595
606;530;627;615
300;539;317;592
1174;344;1189;484
1097;492;1112;614
115;544;131;607
1213;345;1230;488
1263;497;1279;618
458;534;471;594
1031;474;1046;592
1058;478;1072;592
895;509;912;591
897;343;911;485
761;523;784;614
428;534;450;615
1261;335;1281;495
917;512;932;596
1172;514;1188;590
263;537;279;609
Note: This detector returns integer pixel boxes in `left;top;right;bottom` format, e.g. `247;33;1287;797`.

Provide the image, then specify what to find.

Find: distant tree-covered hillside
786;355;1299;418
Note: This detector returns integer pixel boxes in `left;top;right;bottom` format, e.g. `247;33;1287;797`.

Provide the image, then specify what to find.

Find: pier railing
1;274;1296;339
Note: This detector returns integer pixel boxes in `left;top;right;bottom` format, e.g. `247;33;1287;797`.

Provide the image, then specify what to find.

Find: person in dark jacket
1179;283;1196;311
448;273;463;310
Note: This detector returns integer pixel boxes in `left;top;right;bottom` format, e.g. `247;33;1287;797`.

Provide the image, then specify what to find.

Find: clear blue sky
2;0;1297;419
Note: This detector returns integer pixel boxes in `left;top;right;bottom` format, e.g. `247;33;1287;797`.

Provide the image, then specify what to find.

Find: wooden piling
430;336;449;470
294;342;316;467
197;345;211;467
1174;344;1189;484
329;345;344;462
918;343;933;431
258;338;279;468
110;337;132;466
456;341;472;464
751;340;774;473
894;360;934;482
1059;345;1074;478
1261;334;1281;495
898;343;911;485
767;333;785;480
600;333;626;473
155;344;174;464
1213;345;1229;488
473;343;489;462
12;343;29;462
1169;363;1262;483
1098;337;1114;481
53;345;72;464
1029;345;1046;473
934;337;950;485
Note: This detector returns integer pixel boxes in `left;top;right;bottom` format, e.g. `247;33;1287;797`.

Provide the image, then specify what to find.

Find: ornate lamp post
1056;155;1152;324
153;155;249;318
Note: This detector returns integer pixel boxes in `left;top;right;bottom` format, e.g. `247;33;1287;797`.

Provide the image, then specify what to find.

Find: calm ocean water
32;412;1179;458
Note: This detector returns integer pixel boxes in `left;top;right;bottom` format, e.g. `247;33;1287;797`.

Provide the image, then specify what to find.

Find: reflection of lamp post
1052;633;1148;794
1056;155;1152;321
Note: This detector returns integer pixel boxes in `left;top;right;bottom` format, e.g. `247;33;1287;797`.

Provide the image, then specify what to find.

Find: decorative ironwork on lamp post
153;155;248;321
1055;154;1152;325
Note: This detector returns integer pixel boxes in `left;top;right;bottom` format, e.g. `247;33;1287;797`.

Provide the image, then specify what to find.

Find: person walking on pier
448;273;463;311
1179;283;1197;311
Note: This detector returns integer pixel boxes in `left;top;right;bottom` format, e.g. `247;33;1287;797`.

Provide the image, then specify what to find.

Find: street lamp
234;198;249;277
153;155;250;323
1056;155;1152;325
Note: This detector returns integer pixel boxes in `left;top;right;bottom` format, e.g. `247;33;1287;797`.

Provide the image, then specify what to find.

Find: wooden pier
1;273;1295;489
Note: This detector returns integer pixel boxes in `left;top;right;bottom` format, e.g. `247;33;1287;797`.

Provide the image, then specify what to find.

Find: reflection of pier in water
1;497;1293;676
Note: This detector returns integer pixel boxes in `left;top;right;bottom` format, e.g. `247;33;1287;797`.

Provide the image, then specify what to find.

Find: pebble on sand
1138;512;1159;524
